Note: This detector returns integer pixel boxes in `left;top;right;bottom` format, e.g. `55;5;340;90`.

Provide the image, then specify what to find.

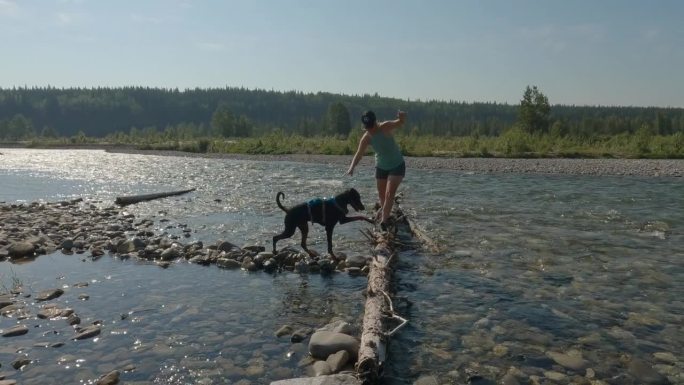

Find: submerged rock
545;350;589;372
96;370;120;385
11;357;31;370
627;358;672;385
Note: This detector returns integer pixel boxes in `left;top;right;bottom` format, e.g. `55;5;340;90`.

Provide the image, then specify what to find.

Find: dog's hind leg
273;223;297;253
298;222;316;256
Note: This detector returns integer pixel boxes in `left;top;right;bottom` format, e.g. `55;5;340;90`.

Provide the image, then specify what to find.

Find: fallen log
115;188;196;206
356;208;408;384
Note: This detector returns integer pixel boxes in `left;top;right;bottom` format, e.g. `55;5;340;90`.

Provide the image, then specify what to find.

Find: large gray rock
8;242;35;258
308;331;359;360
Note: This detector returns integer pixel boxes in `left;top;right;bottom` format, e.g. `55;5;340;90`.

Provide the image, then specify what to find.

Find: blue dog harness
307;197;345;224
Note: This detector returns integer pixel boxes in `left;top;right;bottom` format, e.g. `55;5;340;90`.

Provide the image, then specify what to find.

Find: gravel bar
106;149;684;178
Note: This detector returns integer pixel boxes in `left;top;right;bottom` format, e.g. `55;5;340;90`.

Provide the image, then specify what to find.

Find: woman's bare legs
380;175;403;224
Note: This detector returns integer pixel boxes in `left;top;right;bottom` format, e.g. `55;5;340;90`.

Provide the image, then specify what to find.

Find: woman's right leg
376;177;387;220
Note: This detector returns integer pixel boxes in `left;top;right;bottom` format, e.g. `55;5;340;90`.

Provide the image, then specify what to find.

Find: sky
1;0;682;107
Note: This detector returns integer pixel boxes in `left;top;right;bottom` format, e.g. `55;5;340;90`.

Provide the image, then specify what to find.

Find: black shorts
375;161;406;179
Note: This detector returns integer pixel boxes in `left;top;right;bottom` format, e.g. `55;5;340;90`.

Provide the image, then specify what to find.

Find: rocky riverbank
0;199;369;272
104;149;684;177
0;198;374;383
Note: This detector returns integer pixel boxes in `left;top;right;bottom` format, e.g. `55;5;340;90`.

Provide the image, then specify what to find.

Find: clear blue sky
1;0;682;107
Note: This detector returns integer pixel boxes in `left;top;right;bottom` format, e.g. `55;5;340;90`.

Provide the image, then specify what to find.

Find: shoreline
104;148;684;178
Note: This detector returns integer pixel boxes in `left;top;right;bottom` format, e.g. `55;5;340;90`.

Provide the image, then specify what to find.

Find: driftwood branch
115;188;196;206
380;290;408;337
401;211;441;254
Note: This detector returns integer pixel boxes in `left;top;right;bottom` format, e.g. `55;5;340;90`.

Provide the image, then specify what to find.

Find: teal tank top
370;131;404;170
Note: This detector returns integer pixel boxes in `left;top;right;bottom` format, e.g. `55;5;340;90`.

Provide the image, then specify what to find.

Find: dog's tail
276;192;288;212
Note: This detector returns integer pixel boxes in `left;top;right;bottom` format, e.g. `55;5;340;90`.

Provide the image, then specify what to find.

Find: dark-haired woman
345;110;406;231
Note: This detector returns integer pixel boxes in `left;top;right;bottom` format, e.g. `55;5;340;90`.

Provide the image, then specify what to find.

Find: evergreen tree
518;86;550;134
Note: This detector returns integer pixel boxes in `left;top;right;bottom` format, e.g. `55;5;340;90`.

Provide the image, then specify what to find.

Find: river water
0;149;682;384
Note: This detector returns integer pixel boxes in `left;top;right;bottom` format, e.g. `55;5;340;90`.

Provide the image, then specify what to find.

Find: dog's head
337;188;365;213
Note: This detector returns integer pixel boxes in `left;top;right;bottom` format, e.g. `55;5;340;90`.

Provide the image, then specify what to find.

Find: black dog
272;188;373;258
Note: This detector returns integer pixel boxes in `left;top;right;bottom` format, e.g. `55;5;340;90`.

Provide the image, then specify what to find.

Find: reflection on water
1;149;683;384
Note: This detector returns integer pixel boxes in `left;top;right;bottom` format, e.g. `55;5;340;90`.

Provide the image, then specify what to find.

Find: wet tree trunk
356;230;394;384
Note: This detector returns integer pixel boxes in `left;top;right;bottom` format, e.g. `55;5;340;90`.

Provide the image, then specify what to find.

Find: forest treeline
1;86;683;141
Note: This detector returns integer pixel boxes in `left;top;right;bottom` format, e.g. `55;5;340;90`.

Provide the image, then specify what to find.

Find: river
1;149;682;384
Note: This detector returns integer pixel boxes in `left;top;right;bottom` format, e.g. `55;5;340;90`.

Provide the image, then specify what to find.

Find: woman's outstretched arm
345;132;371;176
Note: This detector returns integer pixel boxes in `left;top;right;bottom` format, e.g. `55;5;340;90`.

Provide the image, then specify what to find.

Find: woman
345;110;406;231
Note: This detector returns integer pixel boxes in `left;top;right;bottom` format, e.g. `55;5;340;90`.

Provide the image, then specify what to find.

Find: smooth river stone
2;324;28;337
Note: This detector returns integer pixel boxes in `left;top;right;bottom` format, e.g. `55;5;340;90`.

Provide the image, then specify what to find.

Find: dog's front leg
325;224;336;259
339;215;374;224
